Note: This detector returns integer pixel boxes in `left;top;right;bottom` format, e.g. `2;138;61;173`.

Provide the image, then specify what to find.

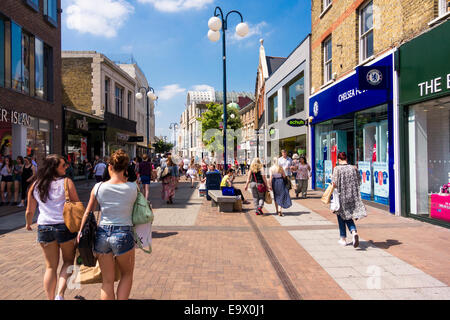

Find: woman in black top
13;156;24;205
244;158;270;216
18;157;36;208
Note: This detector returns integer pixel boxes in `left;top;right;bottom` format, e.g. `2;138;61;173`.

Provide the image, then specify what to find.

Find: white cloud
229;21;269;44
158;84;186;100
137;0;213;12
192;84;214;91
65;0;134;38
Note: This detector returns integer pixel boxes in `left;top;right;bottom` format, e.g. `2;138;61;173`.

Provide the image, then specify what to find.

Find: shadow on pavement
152;231;178;239
366;239;402;249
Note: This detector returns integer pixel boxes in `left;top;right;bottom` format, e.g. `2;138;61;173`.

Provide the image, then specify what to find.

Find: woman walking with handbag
293;156;311;199
161;156;179;204
77;149;138;300
269;157;292;216
332;152;366;248
244;158;270;215
25;155;80;300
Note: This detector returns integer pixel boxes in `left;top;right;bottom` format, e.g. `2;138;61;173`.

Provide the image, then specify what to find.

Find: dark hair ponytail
35;154;65;203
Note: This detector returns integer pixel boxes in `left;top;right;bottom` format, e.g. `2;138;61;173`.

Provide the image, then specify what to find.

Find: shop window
323;36;332;84
115;85;124;117
35;38;44;98
408;102;450;224
0;17;4;87
44;44;53;101
439;0;449;16
104;78;110;112
284;72;305;117
44;0;58;27
360;1;374;62
26;117;51;161
25;0;40;12
127;91;132;120
22;32;31;94
268;93;278;124
11;22;22;92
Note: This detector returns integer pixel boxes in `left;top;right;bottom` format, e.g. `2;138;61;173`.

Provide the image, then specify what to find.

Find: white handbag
330;188;340;212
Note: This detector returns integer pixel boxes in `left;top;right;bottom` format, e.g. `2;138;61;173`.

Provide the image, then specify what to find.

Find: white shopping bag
133;222;152;254
330;189;340;212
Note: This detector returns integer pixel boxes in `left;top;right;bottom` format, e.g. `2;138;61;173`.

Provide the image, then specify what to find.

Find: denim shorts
140;175;151;185
37;224;78;245
94;225;135;257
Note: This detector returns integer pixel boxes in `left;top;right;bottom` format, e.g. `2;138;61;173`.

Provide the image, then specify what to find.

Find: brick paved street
0;177;449;300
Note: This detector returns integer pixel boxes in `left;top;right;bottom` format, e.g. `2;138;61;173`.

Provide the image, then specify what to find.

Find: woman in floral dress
332;152;366;248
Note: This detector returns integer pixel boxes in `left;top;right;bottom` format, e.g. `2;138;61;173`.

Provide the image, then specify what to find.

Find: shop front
398;21;450;227
0;105;52;163
64;108;105;179
309;53;395;213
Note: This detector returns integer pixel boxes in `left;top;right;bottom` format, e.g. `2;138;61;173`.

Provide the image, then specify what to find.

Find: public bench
208;190;238;213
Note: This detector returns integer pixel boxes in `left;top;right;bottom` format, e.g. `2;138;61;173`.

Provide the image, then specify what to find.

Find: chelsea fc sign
358;66;388;90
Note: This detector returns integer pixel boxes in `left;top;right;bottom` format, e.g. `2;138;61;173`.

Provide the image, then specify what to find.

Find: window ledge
320;80;334;90
428;11;450;27
320;4;332;19
356;55;376;68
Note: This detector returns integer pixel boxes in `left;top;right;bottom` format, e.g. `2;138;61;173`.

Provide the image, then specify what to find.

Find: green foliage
153;138;174;154
197;102;243;153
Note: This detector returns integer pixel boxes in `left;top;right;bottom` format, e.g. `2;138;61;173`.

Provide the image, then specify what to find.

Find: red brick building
0;0;62;163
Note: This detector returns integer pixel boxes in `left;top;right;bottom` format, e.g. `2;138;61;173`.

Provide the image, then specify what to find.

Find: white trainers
55;295;64;300
17;203;24;208
338;239;347;246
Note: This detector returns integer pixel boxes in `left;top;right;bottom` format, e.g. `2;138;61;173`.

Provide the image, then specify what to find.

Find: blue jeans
37;224;77;245
337;215;357;238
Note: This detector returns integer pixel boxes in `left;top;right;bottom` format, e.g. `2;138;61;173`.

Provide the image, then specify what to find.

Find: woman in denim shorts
78;149;138;300
25;154;81;300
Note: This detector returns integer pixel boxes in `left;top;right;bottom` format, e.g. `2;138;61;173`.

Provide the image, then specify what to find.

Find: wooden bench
208;190;238;212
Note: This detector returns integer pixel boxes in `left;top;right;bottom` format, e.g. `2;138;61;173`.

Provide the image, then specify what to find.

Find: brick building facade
0;0;62;162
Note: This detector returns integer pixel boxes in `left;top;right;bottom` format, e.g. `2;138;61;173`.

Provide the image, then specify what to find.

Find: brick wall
0;0;62;154
62;58;94;114
311;0;437;94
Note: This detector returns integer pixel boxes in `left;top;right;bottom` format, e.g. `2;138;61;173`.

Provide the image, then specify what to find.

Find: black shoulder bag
78;182;103;267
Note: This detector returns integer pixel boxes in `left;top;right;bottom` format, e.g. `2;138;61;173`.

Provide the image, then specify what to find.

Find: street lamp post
136;87;158;156
208;6;249;170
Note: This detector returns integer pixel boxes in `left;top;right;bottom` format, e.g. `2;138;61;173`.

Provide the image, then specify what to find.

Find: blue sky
61;0;311;140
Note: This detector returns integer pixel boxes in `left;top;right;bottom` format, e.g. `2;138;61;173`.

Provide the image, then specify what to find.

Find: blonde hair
270;157;283;174
250;158;262;173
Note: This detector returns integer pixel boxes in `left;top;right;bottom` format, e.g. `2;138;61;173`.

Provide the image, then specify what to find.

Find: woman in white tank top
26;154;81;300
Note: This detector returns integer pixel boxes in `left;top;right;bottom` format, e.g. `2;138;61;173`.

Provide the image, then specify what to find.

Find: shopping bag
133;222;152;254
321;184;334;204
330;188;340;212
74;253;121;285
265;191;273;204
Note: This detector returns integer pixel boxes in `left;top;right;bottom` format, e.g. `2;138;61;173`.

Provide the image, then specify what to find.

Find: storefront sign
287;119;308;127
430;194;450;223
117;133;129;142
358;66;388;90
324;160;333;189
358;161;372;200
309;54;392;124
316;160;324;189
76;117;89;131
0;107;31;127
373;162;389;205
399;20;450;104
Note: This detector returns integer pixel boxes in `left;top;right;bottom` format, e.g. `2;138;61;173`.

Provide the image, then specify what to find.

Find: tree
153;138;174;154
197;102;242;155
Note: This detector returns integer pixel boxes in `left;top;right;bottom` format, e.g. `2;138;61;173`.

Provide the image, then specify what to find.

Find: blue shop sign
309;54;393;124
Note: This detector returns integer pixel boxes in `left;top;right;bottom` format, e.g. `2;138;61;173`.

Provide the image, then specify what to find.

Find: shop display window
26;117;51;164
408;99;450;223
